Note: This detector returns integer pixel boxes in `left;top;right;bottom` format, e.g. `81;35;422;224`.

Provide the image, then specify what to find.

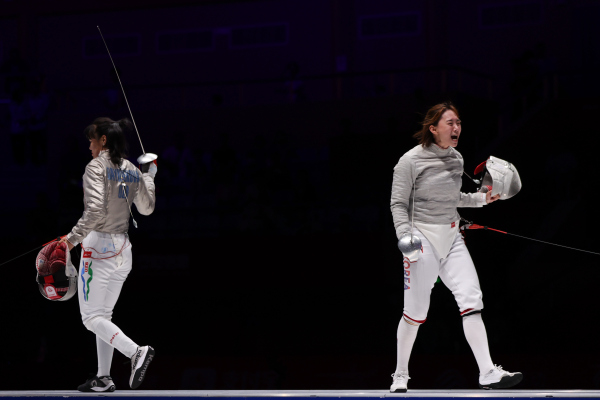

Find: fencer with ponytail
84;117;131;167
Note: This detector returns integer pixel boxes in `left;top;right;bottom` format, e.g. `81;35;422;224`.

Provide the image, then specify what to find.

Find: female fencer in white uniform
389;102;522;392
60;117;157;392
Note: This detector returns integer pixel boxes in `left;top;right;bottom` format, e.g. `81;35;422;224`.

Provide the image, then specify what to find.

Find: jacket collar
425;143;453;156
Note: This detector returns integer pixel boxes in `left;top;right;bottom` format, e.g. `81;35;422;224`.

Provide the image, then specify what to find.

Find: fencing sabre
97;26;160;228
96;26;158;165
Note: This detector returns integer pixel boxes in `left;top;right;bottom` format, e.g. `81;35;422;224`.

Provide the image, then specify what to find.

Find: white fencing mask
474;156;522;199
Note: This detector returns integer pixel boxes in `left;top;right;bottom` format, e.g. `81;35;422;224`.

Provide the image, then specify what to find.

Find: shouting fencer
389;102;523;392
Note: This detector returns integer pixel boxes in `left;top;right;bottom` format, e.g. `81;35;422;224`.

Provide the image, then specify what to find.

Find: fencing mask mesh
35;241;77;301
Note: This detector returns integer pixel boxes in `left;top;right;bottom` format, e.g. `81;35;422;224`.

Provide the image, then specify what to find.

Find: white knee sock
96;335;114;377
92;318;138;359
395;318;420;374
462;313;494;374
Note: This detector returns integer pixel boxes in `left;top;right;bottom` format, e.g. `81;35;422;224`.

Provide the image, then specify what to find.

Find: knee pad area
83;315;107;332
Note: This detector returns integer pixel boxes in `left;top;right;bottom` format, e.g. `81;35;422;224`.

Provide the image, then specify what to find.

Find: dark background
1;0;599;391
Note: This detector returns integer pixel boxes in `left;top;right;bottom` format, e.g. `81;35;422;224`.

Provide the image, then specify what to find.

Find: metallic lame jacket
67;150;156;245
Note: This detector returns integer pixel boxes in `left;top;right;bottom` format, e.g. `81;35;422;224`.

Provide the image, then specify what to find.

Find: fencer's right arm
390;155;414;240
66;160;106;246
133;164;156;215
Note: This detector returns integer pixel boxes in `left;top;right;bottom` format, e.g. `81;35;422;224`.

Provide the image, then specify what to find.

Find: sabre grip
140;159;157;173
140;160;157;179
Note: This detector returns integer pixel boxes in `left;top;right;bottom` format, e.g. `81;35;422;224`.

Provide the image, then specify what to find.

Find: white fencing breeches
78;231;138;359
402;228;484;324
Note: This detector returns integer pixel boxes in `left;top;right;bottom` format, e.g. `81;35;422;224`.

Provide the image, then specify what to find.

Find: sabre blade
96;25;146;155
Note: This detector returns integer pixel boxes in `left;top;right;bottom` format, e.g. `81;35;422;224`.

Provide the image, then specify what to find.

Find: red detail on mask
44;284;61;300
474;160;488;175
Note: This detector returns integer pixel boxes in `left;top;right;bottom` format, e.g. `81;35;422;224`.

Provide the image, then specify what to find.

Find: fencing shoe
479;365;522;389
129;345;155;389
390;371;410;393
77;375;116;392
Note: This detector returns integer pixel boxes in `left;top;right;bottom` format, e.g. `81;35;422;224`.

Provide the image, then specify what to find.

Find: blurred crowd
1;48;50;166
0;40;560;242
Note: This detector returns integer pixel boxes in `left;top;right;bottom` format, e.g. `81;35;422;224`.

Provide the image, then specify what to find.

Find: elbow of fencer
136;204;155;216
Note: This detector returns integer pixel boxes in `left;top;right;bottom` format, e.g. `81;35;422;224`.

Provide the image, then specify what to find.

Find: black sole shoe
479;372;523;389
78;375;116;392
130;346;155;389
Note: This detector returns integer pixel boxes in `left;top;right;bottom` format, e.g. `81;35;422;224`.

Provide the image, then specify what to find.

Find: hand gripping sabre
96;26;157;165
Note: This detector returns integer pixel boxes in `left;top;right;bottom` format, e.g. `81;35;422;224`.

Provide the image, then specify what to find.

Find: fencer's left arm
133;167;156;215
458;192;487;208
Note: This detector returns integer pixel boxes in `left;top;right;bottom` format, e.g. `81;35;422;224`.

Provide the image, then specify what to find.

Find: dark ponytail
84;117;130;166
118;118;133;133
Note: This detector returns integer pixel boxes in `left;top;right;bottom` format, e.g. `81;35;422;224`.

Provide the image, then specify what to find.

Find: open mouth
451;135;458;140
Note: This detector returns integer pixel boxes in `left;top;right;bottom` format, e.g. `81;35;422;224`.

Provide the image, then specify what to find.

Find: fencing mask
474;156;522;199
35;241;77;301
